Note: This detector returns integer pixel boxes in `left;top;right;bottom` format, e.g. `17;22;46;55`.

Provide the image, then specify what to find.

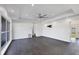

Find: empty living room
0;4;79;55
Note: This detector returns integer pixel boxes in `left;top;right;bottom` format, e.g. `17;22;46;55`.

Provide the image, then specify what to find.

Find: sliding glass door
1;16;7;47
1;16;10;47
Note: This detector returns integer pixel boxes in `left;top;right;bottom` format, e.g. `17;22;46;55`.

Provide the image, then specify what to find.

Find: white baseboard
42;36;71;43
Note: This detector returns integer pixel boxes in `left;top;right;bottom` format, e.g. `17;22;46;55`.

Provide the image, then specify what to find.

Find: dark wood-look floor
5;36;79;55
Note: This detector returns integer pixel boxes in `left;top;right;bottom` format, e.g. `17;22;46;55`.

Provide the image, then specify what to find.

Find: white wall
42;19;71;42
13;22;43;39
13;22;33;39
34;23;42;36
13;19;72;42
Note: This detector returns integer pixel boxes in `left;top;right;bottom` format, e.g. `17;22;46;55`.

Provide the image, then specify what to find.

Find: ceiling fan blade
43;14;47;16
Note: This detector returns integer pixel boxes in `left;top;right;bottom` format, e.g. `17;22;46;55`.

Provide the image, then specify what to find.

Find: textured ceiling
0;4;79;22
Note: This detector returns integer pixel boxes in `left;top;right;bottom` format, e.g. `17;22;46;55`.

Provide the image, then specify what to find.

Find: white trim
1;31;9;33
0;13;1;50
43;35;71;42
1;39;12;55
0;7;12;55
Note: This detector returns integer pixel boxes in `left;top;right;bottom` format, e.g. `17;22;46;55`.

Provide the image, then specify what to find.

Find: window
1;16;10;47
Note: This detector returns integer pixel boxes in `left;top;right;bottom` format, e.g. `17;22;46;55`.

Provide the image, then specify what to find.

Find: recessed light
32;4;34;6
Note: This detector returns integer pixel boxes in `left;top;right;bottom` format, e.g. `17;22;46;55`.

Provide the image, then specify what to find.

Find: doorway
71;19;79;43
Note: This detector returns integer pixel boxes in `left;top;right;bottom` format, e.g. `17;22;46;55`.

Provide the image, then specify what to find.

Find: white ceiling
0;4;79;22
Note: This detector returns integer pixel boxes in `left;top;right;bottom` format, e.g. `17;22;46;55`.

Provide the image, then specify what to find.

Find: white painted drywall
34;23;43;36
13;19;72;42
13;22;43;39
42;19;71;42
13;22;33;39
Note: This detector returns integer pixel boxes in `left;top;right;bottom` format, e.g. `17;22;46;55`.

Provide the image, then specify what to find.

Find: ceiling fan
37;13;48;18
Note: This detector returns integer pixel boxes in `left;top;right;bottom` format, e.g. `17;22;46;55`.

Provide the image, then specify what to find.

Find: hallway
5;36;79;55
